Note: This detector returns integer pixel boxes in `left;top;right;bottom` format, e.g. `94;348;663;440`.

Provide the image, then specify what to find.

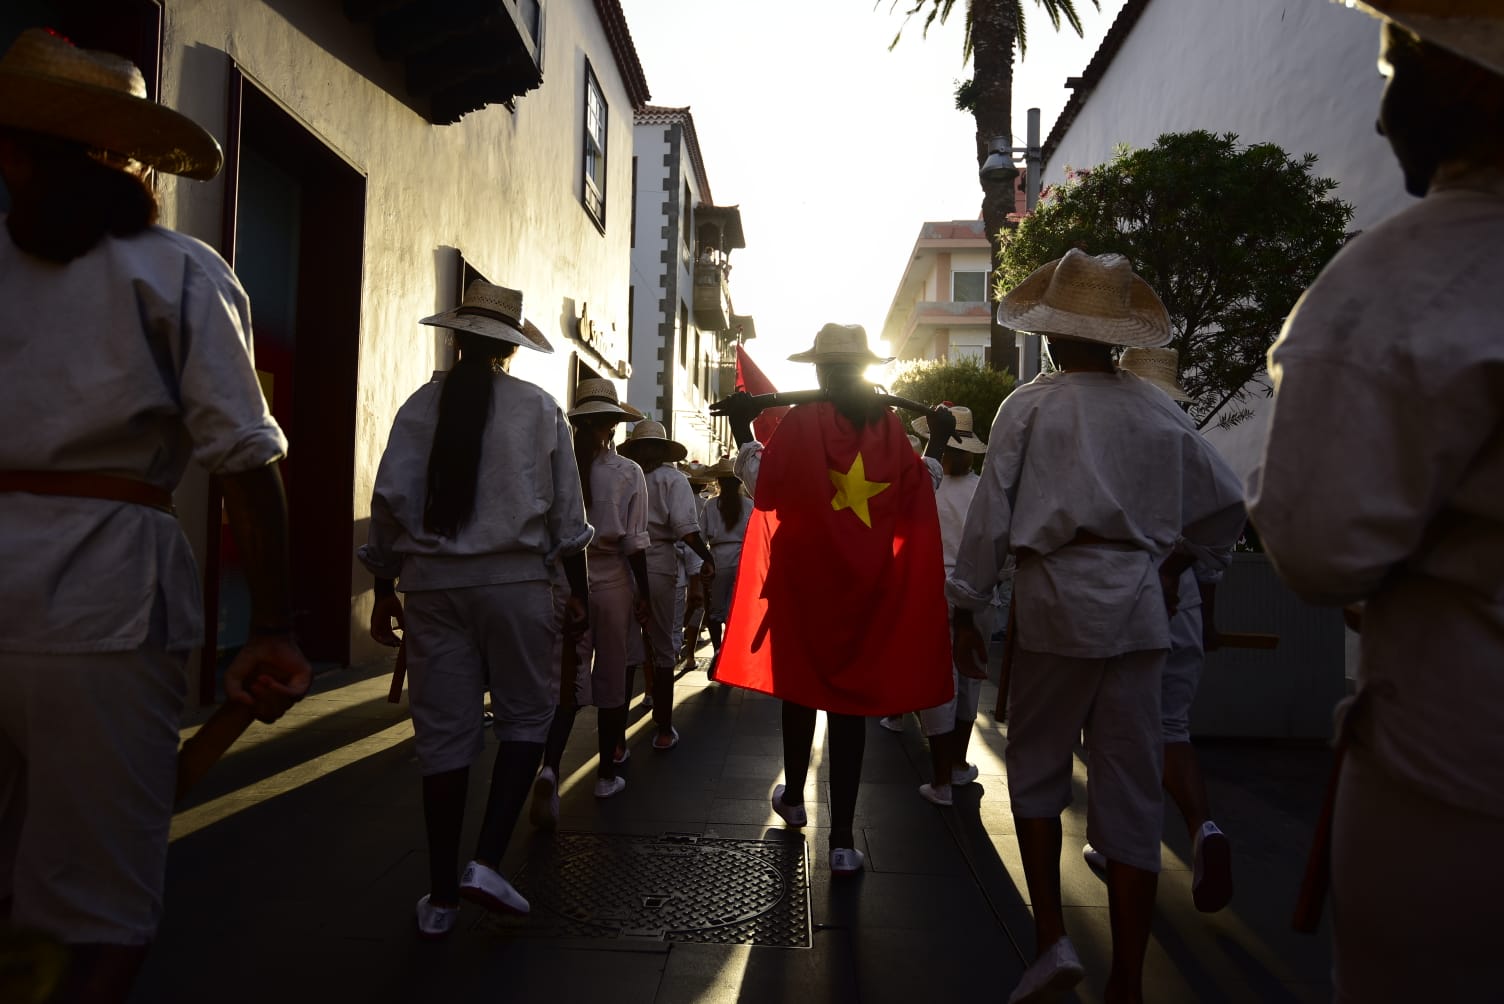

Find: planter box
1191;553;1345;740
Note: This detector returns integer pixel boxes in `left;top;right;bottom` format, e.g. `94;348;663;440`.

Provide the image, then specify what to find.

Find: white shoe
829;847;865;875
951;762;980;786
529;767;559;829
770;784;807;827
458;861;529;916
918;782;953;807
1007;936;1085;1003
1082;843;1106;870
612;744;631;765
415;894;458;939
641;694;655;709
1192;821;1233;913
594;775;626;799
879;715;905;733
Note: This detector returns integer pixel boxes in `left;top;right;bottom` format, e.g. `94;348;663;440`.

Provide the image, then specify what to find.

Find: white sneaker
879;715;905;733
1081;843;1106;870
458;861;529;916
918;782;953;807
950;762;980;786
1192;821;1233;913
612;744;631;765
415;894;458;939
770;783;807;827
829;847;865;875
594;775;626;799
529;767;559;829
1007;936;1085;1003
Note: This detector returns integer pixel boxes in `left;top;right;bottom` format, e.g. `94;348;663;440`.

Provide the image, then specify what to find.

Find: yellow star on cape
828;452;890;528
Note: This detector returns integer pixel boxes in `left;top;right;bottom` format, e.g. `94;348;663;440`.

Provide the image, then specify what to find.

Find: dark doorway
213;72;365;671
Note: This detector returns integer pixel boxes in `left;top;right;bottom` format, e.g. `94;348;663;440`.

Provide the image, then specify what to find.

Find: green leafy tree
891;0;1098;374
1000;130;1354;429
889;356;1015;445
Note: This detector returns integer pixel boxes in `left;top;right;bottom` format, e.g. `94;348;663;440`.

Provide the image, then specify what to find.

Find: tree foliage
889;357;1016;444
999;130;1354;429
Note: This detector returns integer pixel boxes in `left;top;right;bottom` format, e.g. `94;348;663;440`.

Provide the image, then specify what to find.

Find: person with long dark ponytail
0;29;309;1002
701;459;751;678
359;282;591;939
528;379;650;826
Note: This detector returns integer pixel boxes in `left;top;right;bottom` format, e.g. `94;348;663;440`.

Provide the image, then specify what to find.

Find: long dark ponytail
715;477;743;531
572;415;614;510
424;332;514;536
2;132;159;263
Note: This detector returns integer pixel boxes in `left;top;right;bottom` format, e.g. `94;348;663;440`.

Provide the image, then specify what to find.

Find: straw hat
1344;0;1504;78
707;457;740;481
787;323;893;365
1118;346;1192;403
912;405;988;454
681;461;716;486
420;280;553;353
567;378;643;421
618;420;688;463
998;250;1171;348
0;28;223;180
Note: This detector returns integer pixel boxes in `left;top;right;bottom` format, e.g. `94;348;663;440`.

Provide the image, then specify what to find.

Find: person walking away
716;323;954;874
1081;346;1238;914
948;252;1244;1004
530;379;649;822
0;28;311;1002
1247;4;1504;998
701;458;751;679
619;421;714;750
359;282;592;937
909;406;995;807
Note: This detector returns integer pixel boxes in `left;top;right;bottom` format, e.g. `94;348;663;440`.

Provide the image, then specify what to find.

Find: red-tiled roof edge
633;105;713;203
595;0;651;110
1040;0;1152;169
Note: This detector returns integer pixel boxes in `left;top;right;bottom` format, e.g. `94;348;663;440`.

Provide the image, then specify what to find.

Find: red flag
734;345;789;444
716;402;953;716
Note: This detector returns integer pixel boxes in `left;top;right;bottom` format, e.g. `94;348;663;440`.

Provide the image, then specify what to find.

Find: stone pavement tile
851;924;1026;1001
710;774;829;804
416;939;668;1004
718;752;786;780
811;870;996;932
861;818;975;877
654;935;860;1004
992;836;1111;908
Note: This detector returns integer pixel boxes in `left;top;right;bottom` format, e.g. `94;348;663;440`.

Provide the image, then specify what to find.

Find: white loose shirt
641;465;701;577
703;491;753;566
1248;164;1504;817
583;449;649;586
359;370;591;592
0;223;286;653
948;371;1244;659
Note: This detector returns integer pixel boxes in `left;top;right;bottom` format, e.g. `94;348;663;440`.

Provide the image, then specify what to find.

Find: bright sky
618;0;1128;391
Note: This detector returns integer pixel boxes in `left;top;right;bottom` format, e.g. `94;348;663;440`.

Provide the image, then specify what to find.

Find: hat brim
0;71;222;179
999;302;1171;349
619;436;689;463
912;415;989;454
1348;3;1504;78
786;349;894;365
568;400;643;421
420;309;554;354
1126;373;1193;403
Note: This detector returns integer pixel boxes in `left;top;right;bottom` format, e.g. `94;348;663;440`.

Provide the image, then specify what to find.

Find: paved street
135;642;1333;1003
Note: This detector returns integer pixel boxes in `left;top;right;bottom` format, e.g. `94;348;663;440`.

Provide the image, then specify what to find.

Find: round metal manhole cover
509;833;810;946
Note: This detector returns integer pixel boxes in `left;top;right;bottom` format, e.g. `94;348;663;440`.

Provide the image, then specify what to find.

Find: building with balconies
629;105;746;462
879;220;995;364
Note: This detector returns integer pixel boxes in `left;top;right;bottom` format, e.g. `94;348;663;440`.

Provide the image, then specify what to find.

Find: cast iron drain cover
493;832;810;948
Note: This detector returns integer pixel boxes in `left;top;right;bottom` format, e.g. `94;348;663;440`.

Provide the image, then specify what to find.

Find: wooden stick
176;700;257;804
386;640;407;704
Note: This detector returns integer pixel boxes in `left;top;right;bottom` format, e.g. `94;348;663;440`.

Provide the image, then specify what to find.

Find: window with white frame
582;61;607;228
951;270;988;303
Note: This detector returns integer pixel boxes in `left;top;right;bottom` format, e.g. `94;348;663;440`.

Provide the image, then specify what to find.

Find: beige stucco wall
154;0;639;667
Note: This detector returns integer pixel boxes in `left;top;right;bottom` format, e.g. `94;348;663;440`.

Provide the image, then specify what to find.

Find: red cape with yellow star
716;401;953;715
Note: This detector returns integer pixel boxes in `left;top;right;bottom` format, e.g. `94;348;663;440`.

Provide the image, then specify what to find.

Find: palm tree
892;0;1097;373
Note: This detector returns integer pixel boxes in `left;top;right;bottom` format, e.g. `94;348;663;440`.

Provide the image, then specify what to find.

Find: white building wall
155;0;640;664
1041;0;1416;480
629;125;672;414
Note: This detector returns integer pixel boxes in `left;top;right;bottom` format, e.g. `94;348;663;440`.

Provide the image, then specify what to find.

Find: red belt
0;470;175;515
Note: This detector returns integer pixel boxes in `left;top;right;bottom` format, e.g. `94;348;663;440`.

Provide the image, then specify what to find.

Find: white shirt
1248;165;1504;816
934;471;981;574
359;370;592;592
641;465;701;577
948;370;1244;658
703;491;752;566
0;223;286;653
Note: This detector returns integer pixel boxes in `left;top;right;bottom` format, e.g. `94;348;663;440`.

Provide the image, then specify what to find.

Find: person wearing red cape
715;323;954;874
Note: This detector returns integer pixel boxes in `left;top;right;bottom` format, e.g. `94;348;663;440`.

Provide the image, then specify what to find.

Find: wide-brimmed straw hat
618;420;689;463
1343;0;1504;78
912;405;988;454
1118;346;1192;402
567;378;642;421
998;250;1170;348
707;458;740;481
420;280;553;353
787;323;893;365
680;461;716;486
0;28;223;180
